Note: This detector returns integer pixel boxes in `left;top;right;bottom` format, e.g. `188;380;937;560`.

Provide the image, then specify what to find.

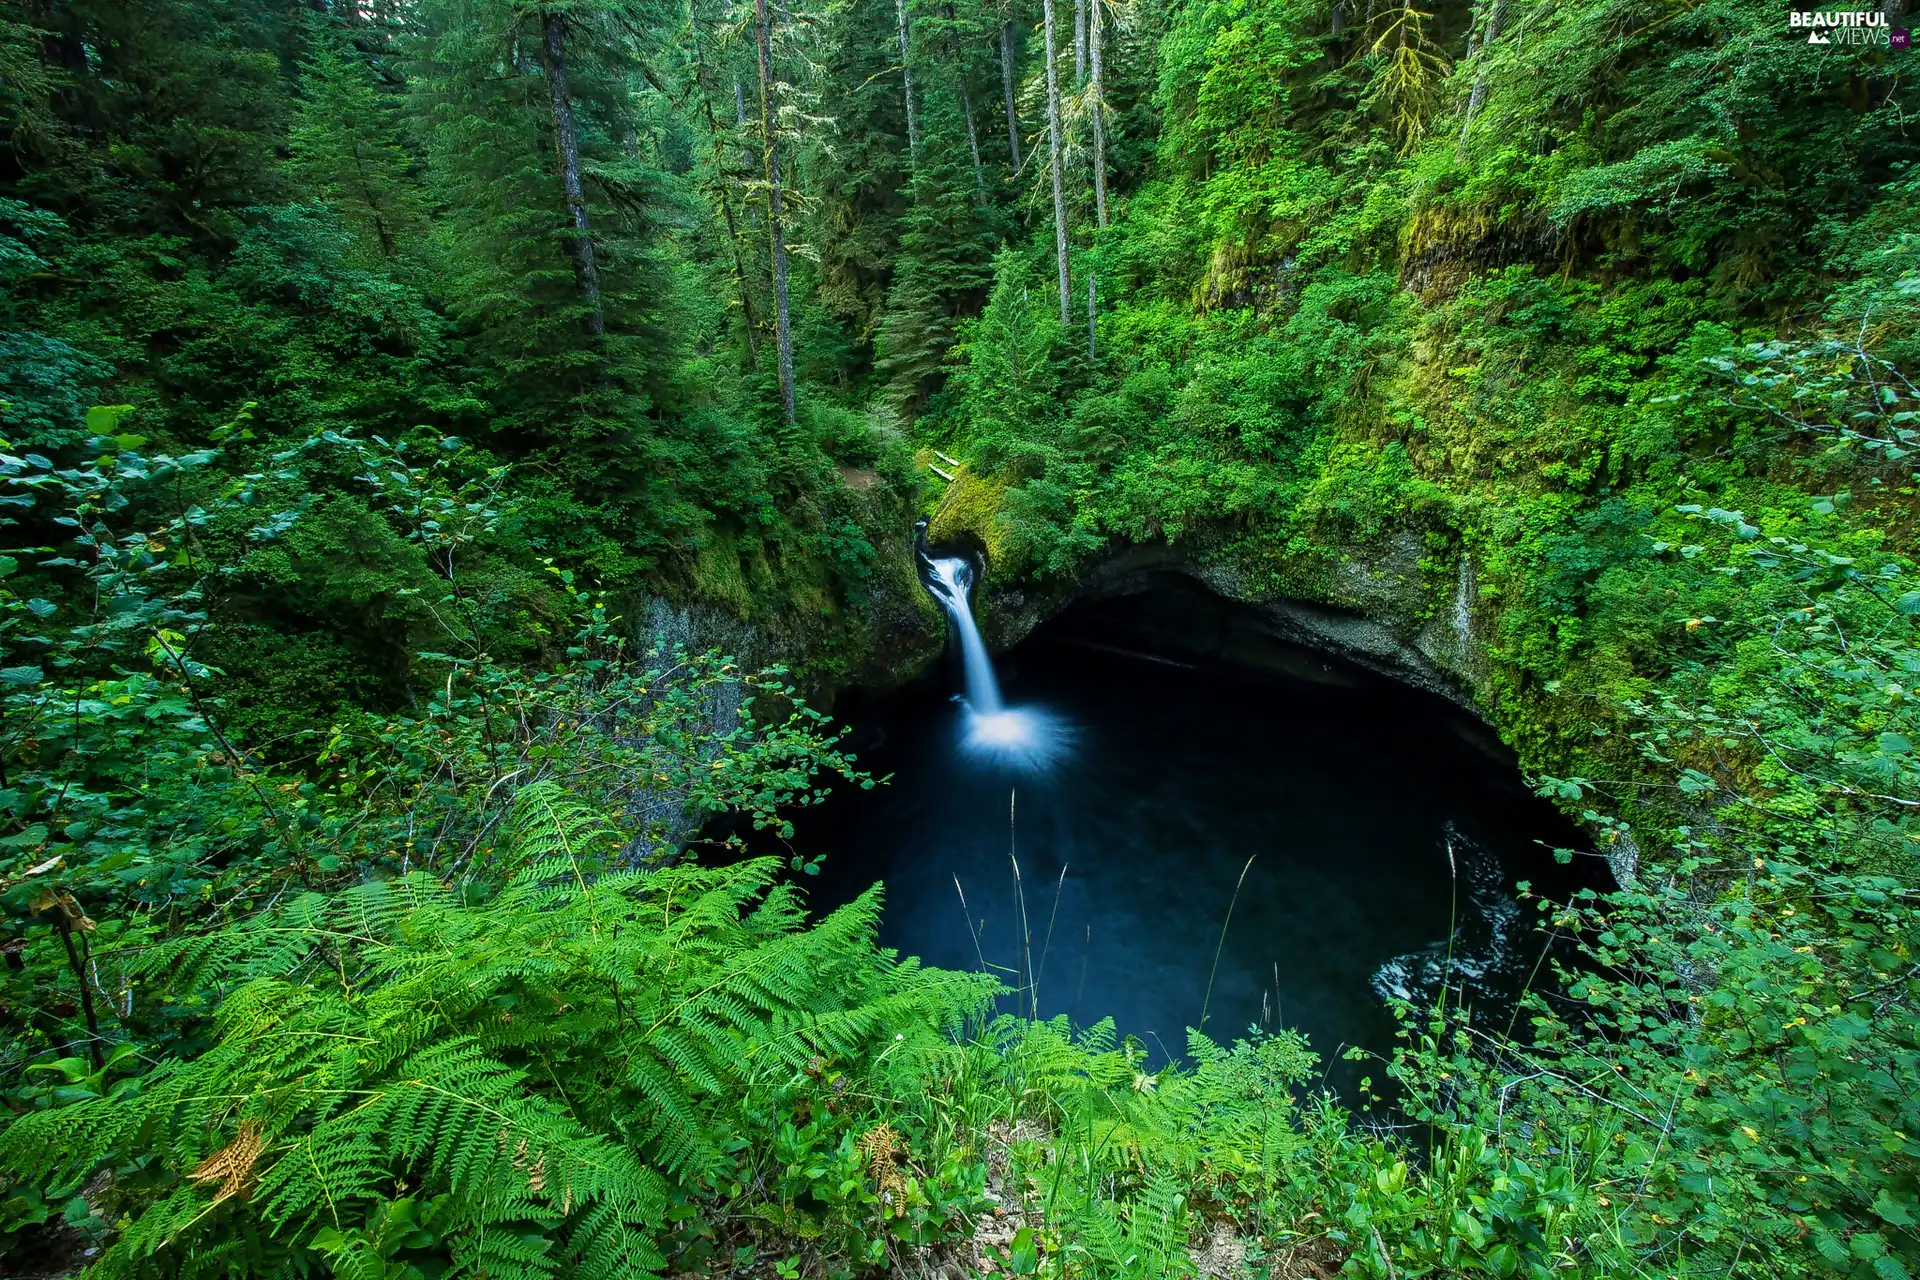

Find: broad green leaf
83;404;135;435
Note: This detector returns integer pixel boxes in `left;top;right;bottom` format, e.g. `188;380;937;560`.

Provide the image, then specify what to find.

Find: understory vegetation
1;0;1917;1276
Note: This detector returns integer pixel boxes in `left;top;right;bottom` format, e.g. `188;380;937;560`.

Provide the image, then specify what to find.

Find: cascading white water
925;557;1003;714
923;554;1067;768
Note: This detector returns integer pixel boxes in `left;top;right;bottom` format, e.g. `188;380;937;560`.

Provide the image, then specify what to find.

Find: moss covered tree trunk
1089;0;1105;227
539;11;604;337
1042;0;1069;325
1457;0;1507;156
687;0;761;364
1073;0;1086;85
999;18;1022;172
896;0;920;158
755;0;796;425
942;4;986;194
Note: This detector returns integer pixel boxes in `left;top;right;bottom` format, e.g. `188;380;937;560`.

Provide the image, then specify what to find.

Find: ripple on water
1370;825;1528;1007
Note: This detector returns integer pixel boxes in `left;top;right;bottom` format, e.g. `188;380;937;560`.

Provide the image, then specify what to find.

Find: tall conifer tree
1042;0;1070;325
288;18;421;259
754;0;797;425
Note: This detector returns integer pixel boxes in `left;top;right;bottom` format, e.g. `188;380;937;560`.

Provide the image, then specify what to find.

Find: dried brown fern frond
859;1122;909;1217
188;1119;266;1204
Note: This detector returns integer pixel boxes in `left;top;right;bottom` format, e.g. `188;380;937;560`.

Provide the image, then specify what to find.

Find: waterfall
925;556;1003;714
922;553;1067;768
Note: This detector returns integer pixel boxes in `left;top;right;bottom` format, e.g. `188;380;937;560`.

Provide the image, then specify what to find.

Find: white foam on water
959;705;1070;771
924;554;1070;772
1371;824;1525;1006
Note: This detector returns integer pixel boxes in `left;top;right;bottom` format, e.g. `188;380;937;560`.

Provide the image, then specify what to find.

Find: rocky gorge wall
917;486;1638;883
648;465;1501;721
922;468;1498;717
648;466;1639;883
631;474;952;703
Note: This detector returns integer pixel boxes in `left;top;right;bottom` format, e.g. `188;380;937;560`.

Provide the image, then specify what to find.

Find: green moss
689;531;754;618
923;463;1014;572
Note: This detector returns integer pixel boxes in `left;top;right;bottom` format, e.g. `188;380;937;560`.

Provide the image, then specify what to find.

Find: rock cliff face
632;480;952;707
952;535;1494;718
914;466;1500;716
648;469;1500;730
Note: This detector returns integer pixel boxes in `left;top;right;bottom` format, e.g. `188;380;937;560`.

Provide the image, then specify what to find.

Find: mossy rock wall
915;468;1495;714
644;470;948;710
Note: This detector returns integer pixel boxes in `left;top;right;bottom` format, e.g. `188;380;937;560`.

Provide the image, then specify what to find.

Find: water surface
796;589;1593;1093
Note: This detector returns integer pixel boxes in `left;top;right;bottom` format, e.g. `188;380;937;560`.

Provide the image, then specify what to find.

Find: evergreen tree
924;1;991;196
682;0;766;369
998;6;1025;173
805;0;913;340
1088;0;1107;227
408;0;598;411
753;0;797;425
1042;0;1072;324
288;17;423;259
538;7;608;334
877;91;1002;413
9;0;295;232
895;0;921;158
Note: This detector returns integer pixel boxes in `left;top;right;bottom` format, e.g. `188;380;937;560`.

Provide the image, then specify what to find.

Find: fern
5;783;993;1277
1059;1174;1198;1280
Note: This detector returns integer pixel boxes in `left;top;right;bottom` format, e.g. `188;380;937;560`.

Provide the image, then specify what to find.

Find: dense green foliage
908;0;1920;1272
3;0;1919;1275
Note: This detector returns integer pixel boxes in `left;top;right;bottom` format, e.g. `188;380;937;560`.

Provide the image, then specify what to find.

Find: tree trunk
735;81;756;176
688;0;761;363
346;140;400;257
39;4;88;89
1456;0;1506;157
540;12;604;336
1086;271;1096;360
755;0;796;425
1000;20;1023;172
719;192;760;365
896;0;921;157
961;81;986;192
945;4;986;194
1073;0;1087;85
1043;0;1070;325
721;0;756;180
1089;0;1106;227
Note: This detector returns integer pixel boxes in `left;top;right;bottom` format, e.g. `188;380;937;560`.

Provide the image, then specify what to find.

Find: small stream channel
788;567;1599;1097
